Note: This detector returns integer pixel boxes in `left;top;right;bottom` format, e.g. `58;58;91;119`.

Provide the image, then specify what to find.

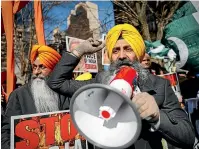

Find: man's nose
34;67;42;75
119;50;126;60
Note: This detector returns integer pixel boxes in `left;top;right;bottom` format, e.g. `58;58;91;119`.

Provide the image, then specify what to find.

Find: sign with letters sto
11;110;90;149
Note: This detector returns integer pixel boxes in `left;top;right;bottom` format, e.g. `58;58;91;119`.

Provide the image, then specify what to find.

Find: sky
44;1;115;40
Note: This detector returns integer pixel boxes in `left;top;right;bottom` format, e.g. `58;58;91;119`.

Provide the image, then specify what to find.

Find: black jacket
1;83;70;149
47;52;195;149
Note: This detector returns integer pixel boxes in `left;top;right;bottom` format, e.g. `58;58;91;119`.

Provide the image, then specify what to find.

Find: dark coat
47;52;195;149
1;83;70;149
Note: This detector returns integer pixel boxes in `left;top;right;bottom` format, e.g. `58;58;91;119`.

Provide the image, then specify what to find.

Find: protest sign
11;110;89;149
66;36;98;73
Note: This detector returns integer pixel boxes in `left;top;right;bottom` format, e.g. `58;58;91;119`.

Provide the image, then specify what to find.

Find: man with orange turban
2;45;71;149
47;24;195;149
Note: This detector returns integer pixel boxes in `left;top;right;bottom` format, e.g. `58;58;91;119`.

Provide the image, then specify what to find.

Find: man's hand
72;38;105;58
132;92;160;122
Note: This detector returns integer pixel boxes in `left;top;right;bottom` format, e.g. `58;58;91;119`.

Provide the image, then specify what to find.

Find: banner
66;36;98;73
11;110;89;149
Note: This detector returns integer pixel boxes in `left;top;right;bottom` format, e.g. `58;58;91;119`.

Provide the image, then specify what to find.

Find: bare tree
42;1;74;40
113;0;180;41
147;1;180;40
2;1;74;84
13;2;35;84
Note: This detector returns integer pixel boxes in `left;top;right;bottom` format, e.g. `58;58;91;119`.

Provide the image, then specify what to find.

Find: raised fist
72;38;105;58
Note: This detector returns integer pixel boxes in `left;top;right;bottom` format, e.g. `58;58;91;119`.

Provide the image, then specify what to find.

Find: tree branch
123;1;138;18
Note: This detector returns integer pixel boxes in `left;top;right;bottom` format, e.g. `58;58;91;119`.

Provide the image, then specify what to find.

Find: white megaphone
70;67;142;149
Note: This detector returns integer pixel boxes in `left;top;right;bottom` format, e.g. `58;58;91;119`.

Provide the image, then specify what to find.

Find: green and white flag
144;40;177;73
144;40;175;60
172;1;199;21
163;6;199;74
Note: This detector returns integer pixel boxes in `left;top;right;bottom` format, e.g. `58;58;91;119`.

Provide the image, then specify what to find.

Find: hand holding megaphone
102;66;159;123
132;92;160;123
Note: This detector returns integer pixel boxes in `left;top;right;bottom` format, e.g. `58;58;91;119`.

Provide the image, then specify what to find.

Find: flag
34;0;46;45
162;1;199;74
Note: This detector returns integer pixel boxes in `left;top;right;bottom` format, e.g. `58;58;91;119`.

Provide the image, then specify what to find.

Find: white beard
31;78;59;113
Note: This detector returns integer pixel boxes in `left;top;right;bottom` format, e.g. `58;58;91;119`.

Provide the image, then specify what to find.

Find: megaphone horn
70;83;142;149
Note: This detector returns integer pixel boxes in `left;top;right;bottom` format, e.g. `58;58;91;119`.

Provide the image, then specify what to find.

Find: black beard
99;59;150;87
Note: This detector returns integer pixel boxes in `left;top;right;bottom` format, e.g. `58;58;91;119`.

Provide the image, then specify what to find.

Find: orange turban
106;24;145;62
30;45;61;70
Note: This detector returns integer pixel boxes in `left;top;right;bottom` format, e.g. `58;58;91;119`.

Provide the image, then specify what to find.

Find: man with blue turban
48;24;195;149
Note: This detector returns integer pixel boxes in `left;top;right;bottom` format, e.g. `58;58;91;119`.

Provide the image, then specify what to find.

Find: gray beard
99;59;150;87
31;77;59;113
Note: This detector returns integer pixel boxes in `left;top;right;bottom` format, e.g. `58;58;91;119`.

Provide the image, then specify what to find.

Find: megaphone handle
102;92;124;114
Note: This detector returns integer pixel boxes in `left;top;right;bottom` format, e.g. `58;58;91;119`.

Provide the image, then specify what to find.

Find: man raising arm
48;24;195;149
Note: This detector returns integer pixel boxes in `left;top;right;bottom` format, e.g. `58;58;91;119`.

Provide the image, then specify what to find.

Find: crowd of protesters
1;24;199;149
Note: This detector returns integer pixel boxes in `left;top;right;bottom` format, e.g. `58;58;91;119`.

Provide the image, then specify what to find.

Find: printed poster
66;36;98;73
11;110;90;149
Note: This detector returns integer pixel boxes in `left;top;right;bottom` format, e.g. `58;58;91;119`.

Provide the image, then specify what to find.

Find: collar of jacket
139;74;157;95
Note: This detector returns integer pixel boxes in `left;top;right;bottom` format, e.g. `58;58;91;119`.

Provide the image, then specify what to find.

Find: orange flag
1;1;29;34
2;1;15;101
2;1;29;102
13;1;29;14
1;0;45;102
34;0;46;45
